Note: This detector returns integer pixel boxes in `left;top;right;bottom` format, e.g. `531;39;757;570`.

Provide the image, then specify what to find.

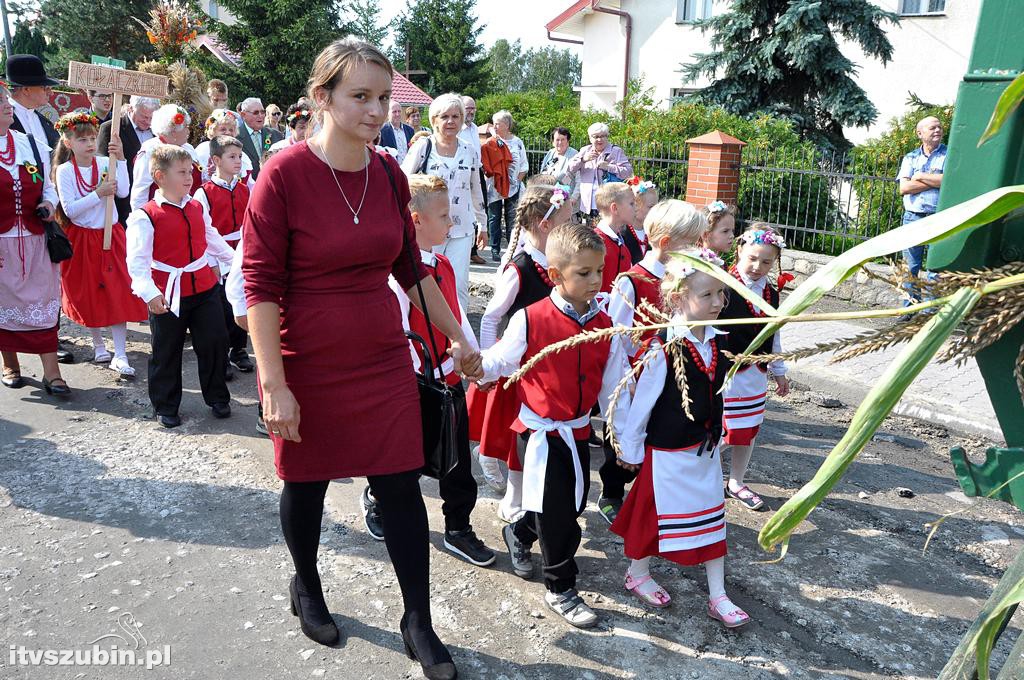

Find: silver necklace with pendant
316;140;369;225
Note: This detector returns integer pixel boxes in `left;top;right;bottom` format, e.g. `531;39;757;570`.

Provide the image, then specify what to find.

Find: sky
375;0;579;52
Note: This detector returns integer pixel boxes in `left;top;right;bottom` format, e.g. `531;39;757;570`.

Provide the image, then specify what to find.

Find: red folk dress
242;143;428;482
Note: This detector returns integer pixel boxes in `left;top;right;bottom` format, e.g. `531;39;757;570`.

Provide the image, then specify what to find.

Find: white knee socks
110;323;128;360
705;556;726;600
728;444;754;491
90;328;107;355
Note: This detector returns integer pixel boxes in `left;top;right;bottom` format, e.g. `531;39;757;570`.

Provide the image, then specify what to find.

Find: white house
545;0;978;142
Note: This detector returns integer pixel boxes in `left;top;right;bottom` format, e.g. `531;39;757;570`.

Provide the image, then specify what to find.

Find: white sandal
109;356;135;377
92;350;112;364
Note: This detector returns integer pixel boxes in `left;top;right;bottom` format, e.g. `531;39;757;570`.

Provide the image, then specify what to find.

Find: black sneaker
361;486;385;541
597;497;623;525
502;524;534;579
443;528;496;567
229;349;255;372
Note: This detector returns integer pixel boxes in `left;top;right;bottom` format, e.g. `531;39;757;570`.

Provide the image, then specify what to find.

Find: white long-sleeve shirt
194;140;255;187
225;236;247;317
55;157;129;228
479;289;631;420
608;250;665;328
618;322;728;465
130;138;199;211
387;249;479;381
478;242;548;349
736;269;788;376
0;130;58;237
124;191;234;303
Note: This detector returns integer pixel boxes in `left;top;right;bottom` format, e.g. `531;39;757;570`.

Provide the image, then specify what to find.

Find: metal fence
521;138;902;257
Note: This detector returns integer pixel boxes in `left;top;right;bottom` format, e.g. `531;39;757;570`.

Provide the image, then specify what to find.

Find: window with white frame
899;0;946;16
676;0;714;23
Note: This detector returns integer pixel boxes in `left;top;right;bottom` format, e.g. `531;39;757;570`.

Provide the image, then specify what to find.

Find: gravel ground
0;295;1021;679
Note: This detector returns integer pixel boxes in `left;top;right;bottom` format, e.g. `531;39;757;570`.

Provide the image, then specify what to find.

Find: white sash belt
518;404;591;513
152;255;210;317
222;229;242;242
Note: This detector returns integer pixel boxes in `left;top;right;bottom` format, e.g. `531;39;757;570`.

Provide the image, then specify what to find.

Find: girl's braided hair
504;181;560;265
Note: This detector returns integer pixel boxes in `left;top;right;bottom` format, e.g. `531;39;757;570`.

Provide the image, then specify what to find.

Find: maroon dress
242;142;428;482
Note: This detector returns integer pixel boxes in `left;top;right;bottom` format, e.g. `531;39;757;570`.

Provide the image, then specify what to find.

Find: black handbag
26;133;73;263
378;151;459;479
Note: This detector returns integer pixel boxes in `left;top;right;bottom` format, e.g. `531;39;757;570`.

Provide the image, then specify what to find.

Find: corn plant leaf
670;252;778;316
758;287;982;553
978;71;1024;147
972;577;1024;679
730;185;1024;383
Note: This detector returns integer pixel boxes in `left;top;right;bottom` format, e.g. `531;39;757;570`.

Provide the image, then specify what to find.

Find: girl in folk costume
130;105;203;211
0;80;69;395
467;183;572;519
718;225;793;511
52;112;146;376
269;104;312;153
195;109;255;186
598;200;706;525
700;201;739;256
611;249;751;628
622;176;658;264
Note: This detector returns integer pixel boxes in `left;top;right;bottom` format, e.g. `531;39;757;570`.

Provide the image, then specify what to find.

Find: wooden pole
102;92;123;251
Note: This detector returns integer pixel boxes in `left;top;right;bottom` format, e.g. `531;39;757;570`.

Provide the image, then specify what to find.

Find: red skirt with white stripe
466;379;523;470
611;442;727;566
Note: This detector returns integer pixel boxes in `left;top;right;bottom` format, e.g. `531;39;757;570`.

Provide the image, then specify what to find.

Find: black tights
280;471;432;633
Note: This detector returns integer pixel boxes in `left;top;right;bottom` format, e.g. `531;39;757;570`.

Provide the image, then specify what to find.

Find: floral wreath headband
542;187;570;221
287;109;312;125
739;228;787;250
205;109;235;128
677;247;725;279
170;107;188;127
55;111;101;134
707;200;728;213
627;175;656;195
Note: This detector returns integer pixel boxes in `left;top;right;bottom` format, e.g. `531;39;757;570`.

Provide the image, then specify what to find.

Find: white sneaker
475;445;507;492
109;356;135;377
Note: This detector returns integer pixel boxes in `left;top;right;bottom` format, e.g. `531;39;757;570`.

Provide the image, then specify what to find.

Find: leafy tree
39;0;154;78
485;39;580;94
681;0;899;150
0;19;51;74
392;0;487;95
347;0;387;49
486;38;523;93
200;0;347;107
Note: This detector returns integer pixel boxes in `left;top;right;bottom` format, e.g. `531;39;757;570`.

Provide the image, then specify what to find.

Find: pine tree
201;0;347;107
681;0;898;150
39;0;154;77
392;0;487;95
347;0;388;49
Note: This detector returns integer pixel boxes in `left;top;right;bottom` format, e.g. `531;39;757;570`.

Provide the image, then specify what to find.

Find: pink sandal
708;595;750;628
625;572;671;608
727;484;765;510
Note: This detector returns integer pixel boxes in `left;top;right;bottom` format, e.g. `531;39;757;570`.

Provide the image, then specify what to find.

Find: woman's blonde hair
428;93;464;125
407;173;449;213
644;199;707;248
264;103;282;129
307;37;393;104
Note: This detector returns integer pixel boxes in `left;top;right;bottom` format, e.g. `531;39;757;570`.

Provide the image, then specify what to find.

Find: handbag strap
376;151;448;383
417;137;432;175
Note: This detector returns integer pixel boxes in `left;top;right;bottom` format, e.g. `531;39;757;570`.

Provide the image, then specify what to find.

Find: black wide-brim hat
6;54;60;87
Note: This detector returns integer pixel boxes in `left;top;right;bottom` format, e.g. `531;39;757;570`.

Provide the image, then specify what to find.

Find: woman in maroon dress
243;39;480;679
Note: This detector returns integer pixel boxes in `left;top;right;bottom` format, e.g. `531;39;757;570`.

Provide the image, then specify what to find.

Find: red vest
0;164;45;235
622;262;663;346
140;199;218;298
408;254;462;387
201;180;249;243
597;227;631;293
517;297;612;423
146;163;203;202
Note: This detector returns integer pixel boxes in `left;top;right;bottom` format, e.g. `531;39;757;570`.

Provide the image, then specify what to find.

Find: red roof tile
392;72;432;106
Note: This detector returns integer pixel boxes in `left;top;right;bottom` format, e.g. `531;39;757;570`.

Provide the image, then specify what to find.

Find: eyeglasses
248;109;265;115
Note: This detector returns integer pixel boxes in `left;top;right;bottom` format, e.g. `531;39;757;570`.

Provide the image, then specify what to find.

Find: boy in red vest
359;174;496;568
193;135;254;376
479;222;629;629
126;144;236;428
593;182;635;293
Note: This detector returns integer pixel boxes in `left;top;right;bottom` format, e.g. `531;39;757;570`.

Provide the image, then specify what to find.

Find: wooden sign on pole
67;62;169;250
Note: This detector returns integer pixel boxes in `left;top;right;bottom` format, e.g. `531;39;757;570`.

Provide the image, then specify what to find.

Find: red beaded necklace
0;131;15;166
683;336;718;379
533;261;555;288
73;157;100;195
730;266;773;317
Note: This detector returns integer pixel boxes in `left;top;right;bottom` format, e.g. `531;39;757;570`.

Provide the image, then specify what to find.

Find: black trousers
439;383;478;532
148;286;229;416
219;284;248;353
599;437;638;501
513;433;591;593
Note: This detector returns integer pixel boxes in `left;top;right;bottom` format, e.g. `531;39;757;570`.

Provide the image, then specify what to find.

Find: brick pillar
684;131;746;207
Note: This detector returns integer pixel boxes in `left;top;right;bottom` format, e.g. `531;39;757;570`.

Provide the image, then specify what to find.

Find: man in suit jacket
97;96;160;224
236;97;283;180
379;100;415;163
6;54;59;148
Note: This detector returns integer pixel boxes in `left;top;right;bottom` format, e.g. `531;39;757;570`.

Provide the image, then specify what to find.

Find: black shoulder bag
416;137;433;174
377;152;459;480
26;133;73;263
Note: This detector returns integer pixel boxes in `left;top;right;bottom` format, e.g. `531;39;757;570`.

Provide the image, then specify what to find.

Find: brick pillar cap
686;130;747;147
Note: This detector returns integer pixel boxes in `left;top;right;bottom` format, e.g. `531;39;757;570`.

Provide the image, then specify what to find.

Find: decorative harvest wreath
55;111;101;134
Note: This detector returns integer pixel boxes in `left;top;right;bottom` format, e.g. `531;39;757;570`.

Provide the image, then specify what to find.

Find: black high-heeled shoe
288;576;340;646
400;614;457;680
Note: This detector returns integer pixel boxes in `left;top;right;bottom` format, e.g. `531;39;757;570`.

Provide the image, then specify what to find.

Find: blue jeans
901;211;936;307
487;193;519;258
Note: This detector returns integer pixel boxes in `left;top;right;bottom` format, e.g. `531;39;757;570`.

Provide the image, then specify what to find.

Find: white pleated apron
651;441;727;553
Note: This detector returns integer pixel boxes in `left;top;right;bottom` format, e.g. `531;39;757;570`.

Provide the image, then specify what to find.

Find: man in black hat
6;54;59;149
